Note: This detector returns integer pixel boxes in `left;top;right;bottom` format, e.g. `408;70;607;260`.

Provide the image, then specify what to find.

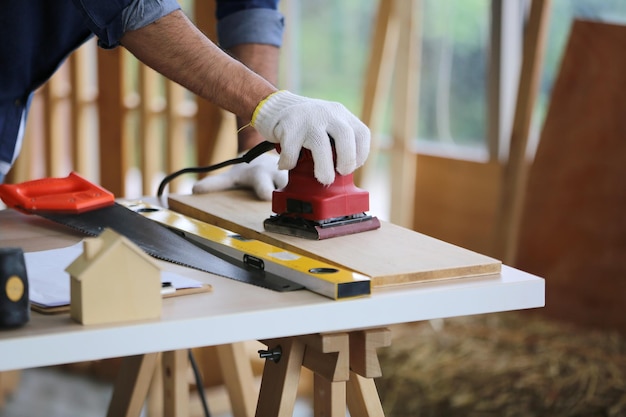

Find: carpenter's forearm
228;43;280;151
120;10;277;123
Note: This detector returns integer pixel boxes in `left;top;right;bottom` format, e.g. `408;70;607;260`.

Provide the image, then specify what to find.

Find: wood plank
515;20;626;333
413;154;502;258
168;191;501;287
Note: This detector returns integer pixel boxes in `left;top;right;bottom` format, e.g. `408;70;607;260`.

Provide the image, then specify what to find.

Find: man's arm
120;10;277;125
214;2;283;152
121;8;369;187
229;43;280;152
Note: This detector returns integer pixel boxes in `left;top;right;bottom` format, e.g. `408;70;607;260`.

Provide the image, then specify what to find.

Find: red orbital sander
264;147;381;240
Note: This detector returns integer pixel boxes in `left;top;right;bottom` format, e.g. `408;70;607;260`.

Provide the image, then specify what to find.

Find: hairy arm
228;43;280;151
119;10;277;124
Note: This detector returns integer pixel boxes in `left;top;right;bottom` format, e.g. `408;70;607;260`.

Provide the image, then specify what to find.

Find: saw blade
39;203;303;292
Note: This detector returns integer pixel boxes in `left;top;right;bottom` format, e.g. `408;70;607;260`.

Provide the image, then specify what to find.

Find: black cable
188;349;211;417
162;142;276;416
156;140;276;197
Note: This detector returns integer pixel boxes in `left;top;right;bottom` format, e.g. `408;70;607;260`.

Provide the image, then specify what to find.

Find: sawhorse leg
255;337;307;417
216;343;258;417
346;329;391;417
255;328;391;417
107;353;160;417
107;351;189;417
162;350;190;417
109;345;258;417
0;370;21;407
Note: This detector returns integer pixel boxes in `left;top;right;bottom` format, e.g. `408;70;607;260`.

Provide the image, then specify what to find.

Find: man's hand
251;91;370;185
192;151;287;201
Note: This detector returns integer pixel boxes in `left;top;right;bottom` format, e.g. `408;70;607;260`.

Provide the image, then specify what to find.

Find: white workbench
0;252;543;372
0;206;544;417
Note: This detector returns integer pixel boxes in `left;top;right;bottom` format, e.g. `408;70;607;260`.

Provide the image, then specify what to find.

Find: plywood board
515;20;626;333
168;191;501;287
413;154;502;257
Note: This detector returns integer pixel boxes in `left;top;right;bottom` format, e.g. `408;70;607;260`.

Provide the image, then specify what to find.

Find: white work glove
251;90;371;185
192;151;287;201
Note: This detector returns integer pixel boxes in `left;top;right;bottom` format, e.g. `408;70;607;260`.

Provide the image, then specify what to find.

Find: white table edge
0;265;544;372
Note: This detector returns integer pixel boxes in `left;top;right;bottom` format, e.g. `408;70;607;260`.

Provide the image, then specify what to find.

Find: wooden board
168;191;501;287
515;20;626;333
413;154;502;257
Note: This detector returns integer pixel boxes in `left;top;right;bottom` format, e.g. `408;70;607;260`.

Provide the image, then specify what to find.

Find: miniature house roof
66;228;160;279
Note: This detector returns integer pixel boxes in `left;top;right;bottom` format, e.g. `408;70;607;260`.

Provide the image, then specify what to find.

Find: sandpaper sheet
168;191;501;287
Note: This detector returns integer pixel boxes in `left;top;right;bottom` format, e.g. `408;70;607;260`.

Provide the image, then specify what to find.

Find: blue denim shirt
0;0;283;183
216;0;283;49
0;0;179;182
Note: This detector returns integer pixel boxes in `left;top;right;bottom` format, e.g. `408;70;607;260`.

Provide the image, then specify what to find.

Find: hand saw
121;200;371;300
0;172;302;292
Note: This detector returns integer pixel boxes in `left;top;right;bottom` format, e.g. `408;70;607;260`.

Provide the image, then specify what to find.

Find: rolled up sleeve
71;0;180;48
122;0;181;32
216;1;284;49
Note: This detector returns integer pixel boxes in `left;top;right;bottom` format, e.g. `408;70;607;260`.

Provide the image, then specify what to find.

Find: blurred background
2;0;626;416
7;0;625;254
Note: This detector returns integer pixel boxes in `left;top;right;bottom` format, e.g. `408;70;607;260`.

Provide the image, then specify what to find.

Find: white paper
24;242;202;308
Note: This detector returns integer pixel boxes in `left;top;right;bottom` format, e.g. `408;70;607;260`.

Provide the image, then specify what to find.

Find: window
280;0;490;153
280;0;626;158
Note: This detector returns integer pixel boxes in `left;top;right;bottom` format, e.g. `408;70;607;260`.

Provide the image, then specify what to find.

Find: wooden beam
70;41;98;178
389;0;420;228
194;0;237;168
356;0;399;186
97;48;127;196
493;0;551;264
139;65;163;195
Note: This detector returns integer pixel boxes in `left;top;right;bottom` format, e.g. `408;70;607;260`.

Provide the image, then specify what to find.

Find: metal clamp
258;345;282;363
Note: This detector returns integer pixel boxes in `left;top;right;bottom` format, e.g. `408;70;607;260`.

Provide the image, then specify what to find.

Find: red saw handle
0;172;115;214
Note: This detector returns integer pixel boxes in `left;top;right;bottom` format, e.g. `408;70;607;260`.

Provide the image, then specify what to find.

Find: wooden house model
66;228;162;325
